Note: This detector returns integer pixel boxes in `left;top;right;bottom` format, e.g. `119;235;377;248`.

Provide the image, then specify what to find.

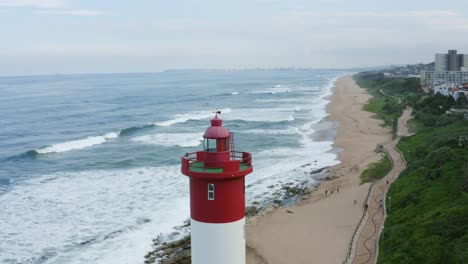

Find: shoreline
246;75;393;264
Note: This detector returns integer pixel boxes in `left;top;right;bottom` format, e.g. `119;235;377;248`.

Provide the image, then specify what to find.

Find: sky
1;0;468;76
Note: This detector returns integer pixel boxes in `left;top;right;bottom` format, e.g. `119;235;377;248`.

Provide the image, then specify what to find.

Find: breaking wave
132;133;204;147
153;108;232;127
34;132;120;154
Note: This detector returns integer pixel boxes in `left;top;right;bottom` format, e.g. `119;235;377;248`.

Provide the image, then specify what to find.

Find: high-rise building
448;50;461;71
435;53;448;71
435;50;466;72
423;50;468;85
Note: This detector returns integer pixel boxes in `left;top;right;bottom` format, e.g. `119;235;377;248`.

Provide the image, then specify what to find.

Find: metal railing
343;181;374;264
182;151;252;173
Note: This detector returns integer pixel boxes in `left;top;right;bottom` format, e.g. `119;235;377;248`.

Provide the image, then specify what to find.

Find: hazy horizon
1;0;468;76
0;65;375;78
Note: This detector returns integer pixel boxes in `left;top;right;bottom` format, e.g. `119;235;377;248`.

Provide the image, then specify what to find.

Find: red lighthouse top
203;115;230;139
181;113;252;179
181;113;253;223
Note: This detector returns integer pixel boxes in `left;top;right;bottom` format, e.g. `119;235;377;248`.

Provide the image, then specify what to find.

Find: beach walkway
349;107;413;264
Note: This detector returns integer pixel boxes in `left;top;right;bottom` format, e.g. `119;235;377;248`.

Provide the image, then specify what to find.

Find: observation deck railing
182;151;252;174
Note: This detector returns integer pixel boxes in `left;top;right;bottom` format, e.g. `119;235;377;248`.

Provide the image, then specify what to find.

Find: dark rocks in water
79;237;97;246
145;236;192;264
173;220;190;231
273;199;282;205
137;218;151;224
309;166;328;175
103;229;125;240
246;206;259;217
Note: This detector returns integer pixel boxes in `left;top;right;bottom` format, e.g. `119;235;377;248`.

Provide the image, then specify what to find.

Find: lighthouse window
208;183;215;200
204;139;217;152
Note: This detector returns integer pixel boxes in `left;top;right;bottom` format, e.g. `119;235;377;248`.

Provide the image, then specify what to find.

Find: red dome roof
203;116;230;138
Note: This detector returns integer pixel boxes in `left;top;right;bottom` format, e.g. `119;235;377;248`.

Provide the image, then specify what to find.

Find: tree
455;95;468;109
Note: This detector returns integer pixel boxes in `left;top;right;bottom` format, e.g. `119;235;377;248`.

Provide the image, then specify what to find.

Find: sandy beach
246;76;393;264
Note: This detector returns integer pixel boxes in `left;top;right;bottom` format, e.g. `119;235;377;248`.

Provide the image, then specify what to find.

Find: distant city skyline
1;0;468;76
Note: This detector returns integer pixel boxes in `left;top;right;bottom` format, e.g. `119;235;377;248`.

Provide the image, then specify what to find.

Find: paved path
349;107;413;264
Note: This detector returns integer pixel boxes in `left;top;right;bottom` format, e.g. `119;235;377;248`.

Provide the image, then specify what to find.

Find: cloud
0;0;66;8
332;10;458;18
0;0;103;16
407;10;458;17
37;9;104;16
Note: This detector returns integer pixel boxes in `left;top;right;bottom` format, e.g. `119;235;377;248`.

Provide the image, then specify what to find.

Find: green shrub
424;147;457;168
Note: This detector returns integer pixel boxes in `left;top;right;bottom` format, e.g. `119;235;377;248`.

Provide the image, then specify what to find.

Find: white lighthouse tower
181;114;253;264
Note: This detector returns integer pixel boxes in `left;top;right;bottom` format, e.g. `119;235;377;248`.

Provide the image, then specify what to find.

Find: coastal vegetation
381;121;468;264
355;72;468;264
355;72;424;134
359;155;392;183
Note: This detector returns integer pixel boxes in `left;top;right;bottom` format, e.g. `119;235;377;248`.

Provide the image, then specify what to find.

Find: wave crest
132;133;203;147
153;108;232;127
35;132;120;154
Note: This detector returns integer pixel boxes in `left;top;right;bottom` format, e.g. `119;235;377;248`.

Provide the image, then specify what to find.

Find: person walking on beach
325;189;328;196
337;187;340;193
379;199;383;208
364;203;368;211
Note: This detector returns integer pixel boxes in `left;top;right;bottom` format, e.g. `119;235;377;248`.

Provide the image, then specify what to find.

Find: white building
434;84;457;96
421;70;468;85
434;84;468;101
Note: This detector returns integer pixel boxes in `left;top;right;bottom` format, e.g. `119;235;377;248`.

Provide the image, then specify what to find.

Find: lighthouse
181;113;253;264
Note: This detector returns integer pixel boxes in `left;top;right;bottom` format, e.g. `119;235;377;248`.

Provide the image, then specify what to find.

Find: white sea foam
252;85;291;94
255;98;308;103
251;86;291;94
154;108;232;127
240;127;300;135
224;108;295;122
35;132;120;154
0;166;189;264
132;133;203;147
293;86;321;91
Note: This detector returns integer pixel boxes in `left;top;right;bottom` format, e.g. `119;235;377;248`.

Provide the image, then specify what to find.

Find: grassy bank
354;72;468;264
360;155;392;183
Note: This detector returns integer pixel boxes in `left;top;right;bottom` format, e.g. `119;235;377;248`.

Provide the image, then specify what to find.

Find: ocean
0;69;348;264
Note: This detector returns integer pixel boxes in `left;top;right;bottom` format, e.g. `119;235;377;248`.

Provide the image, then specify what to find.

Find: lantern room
203;115;230;153
181;114;252;179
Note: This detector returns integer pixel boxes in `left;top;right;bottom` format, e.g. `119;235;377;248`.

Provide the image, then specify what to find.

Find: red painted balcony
181;151;252;180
